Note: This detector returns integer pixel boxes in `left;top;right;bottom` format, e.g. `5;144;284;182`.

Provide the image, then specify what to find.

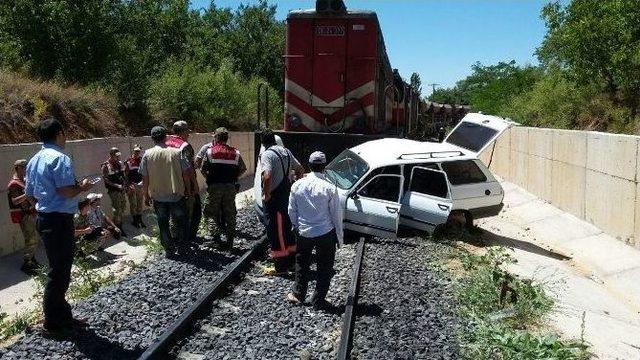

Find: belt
37;212;74;218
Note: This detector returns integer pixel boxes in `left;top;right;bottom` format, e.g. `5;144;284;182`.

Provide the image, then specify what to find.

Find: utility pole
427;83;440;95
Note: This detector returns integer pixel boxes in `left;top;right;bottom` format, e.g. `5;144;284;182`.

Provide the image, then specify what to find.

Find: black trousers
293;230;337;305
36;212;75;329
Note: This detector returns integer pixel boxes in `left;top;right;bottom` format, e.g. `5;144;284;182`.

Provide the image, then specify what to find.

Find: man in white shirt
287;151;343;310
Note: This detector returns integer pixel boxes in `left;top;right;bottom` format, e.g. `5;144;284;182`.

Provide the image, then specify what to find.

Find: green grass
0;307;39;342
445;239;590;359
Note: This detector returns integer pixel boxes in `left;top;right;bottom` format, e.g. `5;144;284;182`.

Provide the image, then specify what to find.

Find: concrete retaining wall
480;127;640;247
0;132;255;257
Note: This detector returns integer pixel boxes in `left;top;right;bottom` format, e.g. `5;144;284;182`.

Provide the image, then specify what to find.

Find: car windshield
325;150;369;190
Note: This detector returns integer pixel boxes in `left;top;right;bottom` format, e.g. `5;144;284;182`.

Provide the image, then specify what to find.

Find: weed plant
444;231;590;359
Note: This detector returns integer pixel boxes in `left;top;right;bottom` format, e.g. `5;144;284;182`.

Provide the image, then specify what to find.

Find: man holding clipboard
25;117;95;336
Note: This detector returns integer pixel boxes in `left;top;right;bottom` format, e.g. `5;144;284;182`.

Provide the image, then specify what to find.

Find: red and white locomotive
283;0;421;135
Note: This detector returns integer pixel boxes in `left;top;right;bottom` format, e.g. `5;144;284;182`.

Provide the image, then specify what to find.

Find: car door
444;113;515;156
400;167;452;234
344;174;403;238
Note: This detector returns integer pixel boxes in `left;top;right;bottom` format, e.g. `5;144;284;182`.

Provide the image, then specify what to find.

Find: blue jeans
153;198;188;254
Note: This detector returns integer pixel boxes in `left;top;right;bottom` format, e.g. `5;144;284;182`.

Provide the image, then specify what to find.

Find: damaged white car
255;113;514;238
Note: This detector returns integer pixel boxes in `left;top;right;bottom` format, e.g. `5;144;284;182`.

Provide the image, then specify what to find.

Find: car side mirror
349;192;359;200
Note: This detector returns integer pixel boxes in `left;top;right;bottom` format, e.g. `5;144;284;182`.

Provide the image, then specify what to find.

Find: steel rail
336;237;366;360
138;235;268;360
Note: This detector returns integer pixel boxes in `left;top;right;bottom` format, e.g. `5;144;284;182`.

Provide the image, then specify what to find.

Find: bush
148;59;282;131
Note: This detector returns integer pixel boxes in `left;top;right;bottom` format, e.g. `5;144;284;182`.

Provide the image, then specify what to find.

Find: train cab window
358;174;402;203
441;160;487;185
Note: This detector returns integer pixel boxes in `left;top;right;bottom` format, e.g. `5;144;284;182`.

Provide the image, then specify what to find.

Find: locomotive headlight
290;113;302;128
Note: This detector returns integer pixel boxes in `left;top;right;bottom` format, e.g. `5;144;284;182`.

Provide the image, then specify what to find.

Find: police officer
260;129;304;272
7;159;39;275
166;120;200;242
25;117;94;334
125;145;146;228
201;127;247;249
287;151;343;310
102;147;127;237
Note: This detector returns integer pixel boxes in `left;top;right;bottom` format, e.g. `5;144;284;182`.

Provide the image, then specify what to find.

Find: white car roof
349;138;476;168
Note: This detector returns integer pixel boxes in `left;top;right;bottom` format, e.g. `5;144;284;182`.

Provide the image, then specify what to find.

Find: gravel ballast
170;242;357;360
1;209;263;360
351;237;460;360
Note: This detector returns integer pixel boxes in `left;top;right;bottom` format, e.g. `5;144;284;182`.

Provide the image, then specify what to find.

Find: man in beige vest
141;126;192;258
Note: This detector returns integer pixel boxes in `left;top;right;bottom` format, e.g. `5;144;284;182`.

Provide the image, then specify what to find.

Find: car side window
410;168;449;198
440;160;487;185
403;163;439;191
358;174;401;203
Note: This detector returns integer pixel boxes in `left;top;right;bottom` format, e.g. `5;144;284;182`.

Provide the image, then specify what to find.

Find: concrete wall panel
527;155;552;201
585;170;635;243
528;128;553;159
551;161;585;218
511;127;529;154
635;182;640;248
587;133;638;181
552;130;587;167
511;151;528;188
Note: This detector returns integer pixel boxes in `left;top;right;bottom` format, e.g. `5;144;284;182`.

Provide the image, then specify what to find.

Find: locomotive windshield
325;150;369;190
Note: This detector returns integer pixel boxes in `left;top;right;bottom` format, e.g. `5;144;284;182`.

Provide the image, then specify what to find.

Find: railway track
136;236;374;360
2;211;459;360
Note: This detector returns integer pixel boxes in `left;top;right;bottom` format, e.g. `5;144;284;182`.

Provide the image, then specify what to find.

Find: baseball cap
214;127;228;136
86;193;103;201
309;151;326;164
14;159;27;167
173;120;190;134
109;147;121;156
151;126;167;139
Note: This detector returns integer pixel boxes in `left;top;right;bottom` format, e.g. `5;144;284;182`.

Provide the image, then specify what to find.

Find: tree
409;72;422;95
538;0;640;119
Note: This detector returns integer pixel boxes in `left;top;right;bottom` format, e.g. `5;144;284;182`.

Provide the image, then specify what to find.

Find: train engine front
284;0;403;135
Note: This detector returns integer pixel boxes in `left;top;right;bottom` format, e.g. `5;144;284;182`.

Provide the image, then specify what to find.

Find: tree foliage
429;0;639;133
538;0;640;117
0;0;285;129
409;72;422;95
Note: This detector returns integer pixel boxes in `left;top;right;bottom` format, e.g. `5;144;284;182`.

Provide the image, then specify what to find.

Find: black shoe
63;317;89;328
20;260;39;276
97;247;105;252
312;299;334;311
119;228;128;238
132;216;140;228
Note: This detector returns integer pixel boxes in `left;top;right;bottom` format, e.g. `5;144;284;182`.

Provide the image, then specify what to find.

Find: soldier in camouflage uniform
125;145;146;228
7;159;39;275
201;127;246;249
74;198;105;255
102;147;128;237
166;121;201;243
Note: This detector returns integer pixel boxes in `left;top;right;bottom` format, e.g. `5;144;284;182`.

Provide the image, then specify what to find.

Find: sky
190;0;550;96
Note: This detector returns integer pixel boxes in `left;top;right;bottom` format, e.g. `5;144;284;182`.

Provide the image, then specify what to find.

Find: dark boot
118;224;128;238
139;215;147;228
20;258;39;276
132;215;140;228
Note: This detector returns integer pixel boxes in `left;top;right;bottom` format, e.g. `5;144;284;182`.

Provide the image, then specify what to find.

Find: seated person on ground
74;198;108;255
85;193;122;247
